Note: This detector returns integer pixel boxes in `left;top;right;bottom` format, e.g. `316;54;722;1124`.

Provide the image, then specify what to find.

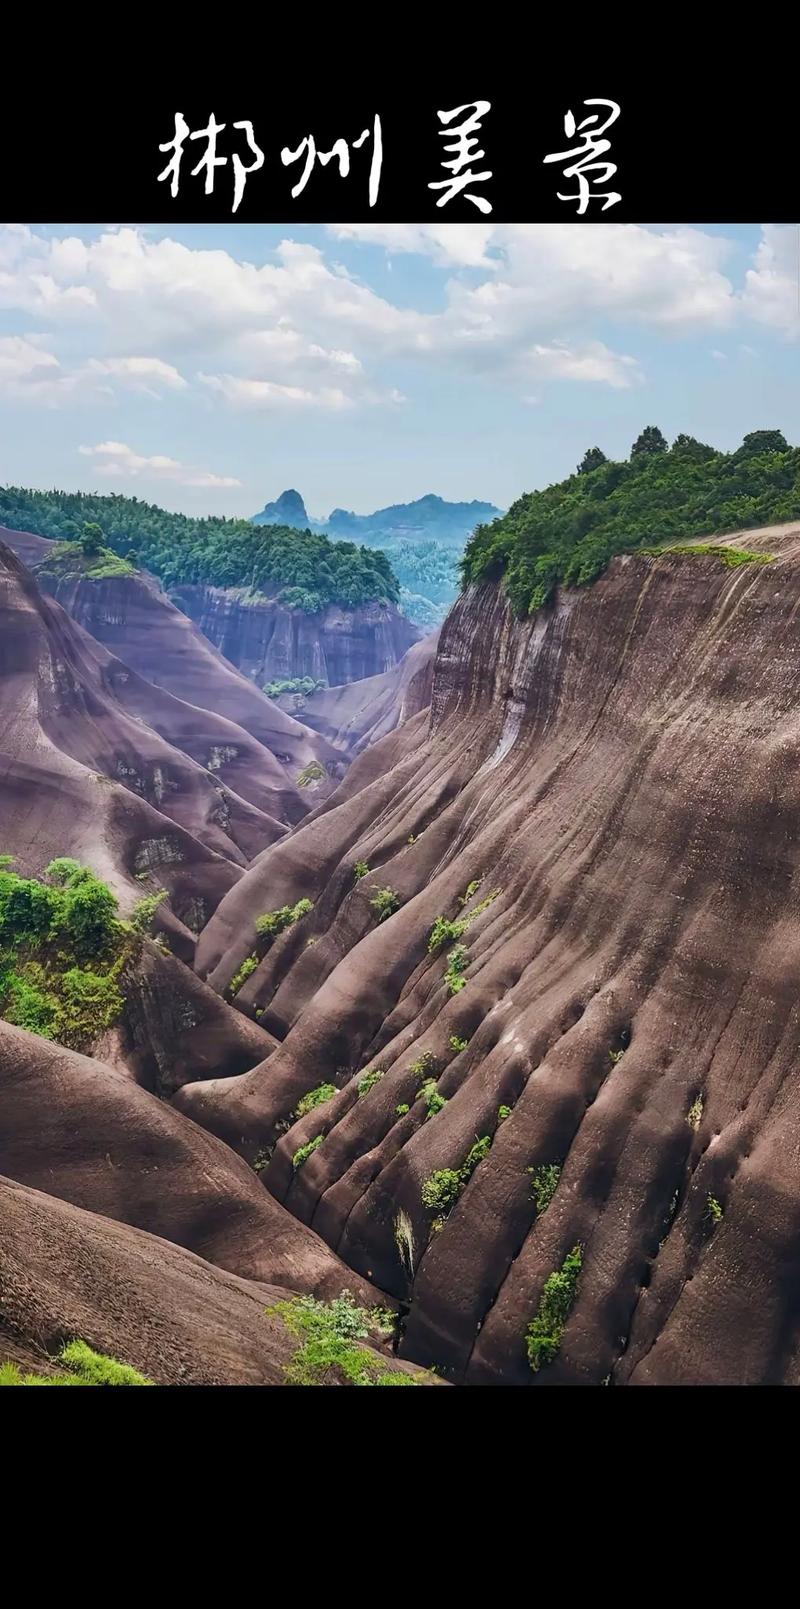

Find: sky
0;221;797;520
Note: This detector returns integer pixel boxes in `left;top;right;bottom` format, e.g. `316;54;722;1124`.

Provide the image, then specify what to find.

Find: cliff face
176;521;800;1385
170;584;421;687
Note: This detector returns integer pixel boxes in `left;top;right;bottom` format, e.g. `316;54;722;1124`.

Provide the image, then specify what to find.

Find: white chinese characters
157;113;265;215
281;116;383;207
543;99;621;214
428;101;493;214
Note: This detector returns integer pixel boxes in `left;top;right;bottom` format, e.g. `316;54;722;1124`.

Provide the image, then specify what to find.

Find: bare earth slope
274;631;439;755
0;1017;383;1305
0;526;342;818
0;1175;429;1384
175;523;800;1385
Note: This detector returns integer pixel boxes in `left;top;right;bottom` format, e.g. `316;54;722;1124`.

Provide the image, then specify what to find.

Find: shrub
255;897;313;944
428;915;466;953
445;945;469;994
267;1291;412;1387
56;967;125;1049
415;1076;446;1119
229;954;258;996
497;1104;511;1122
526;1245;583;1372
458;879;482;906
292;1135;324;1170
297;761;326;787
357;1067;385;1098
707;1194;723;1224
370;887;400;923
449;1034;469;1053
421;1134;492;1221
296;1083;337;1117
129;888;167;935
353;860;370;880
421;1169;462;1215
395;1103;410;1117
409;1050;438;1078
528;1162;561;1214
686;1095;704;1131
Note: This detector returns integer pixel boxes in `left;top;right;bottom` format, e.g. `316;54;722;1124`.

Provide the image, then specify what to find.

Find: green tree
79;522;105;558
631;425;668;457
577;446;608;475
736;429;789;459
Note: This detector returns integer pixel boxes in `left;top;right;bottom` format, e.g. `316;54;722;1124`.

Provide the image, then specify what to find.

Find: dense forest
462;429;800;614
0;487;400;613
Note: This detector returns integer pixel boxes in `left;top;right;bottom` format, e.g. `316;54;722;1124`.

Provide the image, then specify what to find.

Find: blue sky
0;221;797;518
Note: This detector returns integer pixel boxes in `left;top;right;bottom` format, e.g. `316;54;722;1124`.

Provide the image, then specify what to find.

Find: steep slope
175;521;800;1385
0;528;340;816
273;632;438;755
0;541;243;933
0;1017;383;1305
0;1176;428;1384
170;585;421;687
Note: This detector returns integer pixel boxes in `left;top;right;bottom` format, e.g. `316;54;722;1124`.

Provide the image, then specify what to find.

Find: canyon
5;514;800;1384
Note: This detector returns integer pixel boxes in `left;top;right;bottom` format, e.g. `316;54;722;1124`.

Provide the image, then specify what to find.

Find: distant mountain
251;489;321;530
249;490;505;627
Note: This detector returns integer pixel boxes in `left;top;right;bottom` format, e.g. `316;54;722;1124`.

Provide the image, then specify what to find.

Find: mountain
250;490;505;627
326;492;503;544
8;432;800;1385
251;488;318;529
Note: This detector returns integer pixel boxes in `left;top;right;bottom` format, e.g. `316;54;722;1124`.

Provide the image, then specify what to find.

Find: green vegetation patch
526;1245;583;1372
264;676;326;698
296;1083;337;1117
461;427;797;615
370;886;400;923
0;856;145;1051
357;1067;385;1098
528;1163;562;1214
297;761;326;787
228;954;259;997
267;1291;413;1387
0;493;401;612
640;541;772;568
421;1135;493;1227
1;1339;152;1386
292;1134;324;1170
255;897;313;946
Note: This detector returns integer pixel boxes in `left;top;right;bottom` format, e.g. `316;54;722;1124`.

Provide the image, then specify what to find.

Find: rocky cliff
170;584;421;687
175;521;800;1385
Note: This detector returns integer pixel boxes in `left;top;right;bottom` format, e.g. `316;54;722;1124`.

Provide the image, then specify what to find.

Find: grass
641;542;773;568
1;1339;152;1386
707;1194;723;1224
267;1291;415;1387
526;1245;583;1372
292;1134;324;1170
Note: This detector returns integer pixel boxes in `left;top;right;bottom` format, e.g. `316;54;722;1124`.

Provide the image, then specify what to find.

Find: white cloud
0;222;789;423
742;224;799;338
78;440;240;488
198;373;354;412
526;341;641;388
329;222;496;269
84;356;187;394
